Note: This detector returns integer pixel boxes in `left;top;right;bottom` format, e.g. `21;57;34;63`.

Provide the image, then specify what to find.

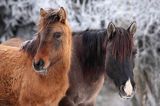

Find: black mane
74;29;107;70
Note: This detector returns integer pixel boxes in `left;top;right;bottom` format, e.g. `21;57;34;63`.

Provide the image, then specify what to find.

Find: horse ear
58;7;67;23
107;22;116;39
128;21;137;35
40;8;47;17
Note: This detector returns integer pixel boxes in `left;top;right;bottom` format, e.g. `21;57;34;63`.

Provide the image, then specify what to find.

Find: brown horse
59;22;137;106
0;7;72;106
3;22;137;106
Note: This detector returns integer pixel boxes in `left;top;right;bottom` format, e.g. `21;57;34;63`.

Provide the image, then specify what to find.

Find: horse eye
54;32;62;39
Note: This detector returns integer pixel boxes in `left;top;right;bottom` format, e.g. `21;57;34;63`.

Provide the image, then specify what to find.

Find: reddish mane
111;27;134;61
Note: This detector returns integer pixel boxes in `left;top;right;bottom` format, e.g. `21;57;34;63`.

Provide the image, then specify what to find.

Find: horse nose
119;84;135;99
33;59;45;71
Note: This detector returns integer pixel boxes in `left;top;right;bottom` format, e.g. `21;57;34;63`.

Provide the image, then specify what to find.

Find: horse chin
34;68;48;75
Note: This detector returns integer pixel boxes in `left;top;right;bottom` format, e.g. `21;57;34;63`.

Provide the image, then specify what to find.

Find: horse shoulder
0;45;32;88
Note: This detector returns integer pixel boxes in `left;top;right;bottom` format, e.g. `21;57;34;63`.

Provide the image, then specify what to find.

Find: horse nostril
33;59;45;71
37;59;45;67
120;85;124;92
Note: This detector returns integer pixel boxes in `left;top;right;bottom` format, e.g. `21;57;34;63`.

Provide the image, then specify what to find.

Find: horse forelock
111;28;133;61
38;9;63;31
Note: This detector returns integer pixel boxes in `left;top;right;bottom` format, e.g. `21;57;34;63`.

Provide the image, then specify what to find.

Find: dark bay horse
2;22;137;106
59;22;137;106
0;7;72;106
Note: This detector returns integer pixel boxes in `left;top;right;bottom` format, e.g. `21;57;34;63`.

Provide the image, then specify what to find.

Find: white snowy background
0;0;160;106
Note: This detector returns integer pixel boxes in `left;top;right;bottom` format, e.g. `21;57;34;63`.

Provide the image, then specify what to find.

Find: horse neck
73;30;106;72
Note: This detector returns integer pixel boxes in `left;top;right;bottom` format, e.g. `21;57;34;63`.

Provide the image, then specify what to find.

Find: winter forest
0;0;160;106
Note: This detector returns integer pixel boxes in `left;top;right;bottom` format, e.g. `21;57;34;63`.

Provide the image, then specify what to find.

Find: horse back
1;38;23;47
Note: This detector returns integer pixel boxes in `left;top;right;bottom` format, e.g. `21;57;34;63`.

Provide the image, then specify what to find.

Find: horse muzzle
33;59;48;74
119;84;136;99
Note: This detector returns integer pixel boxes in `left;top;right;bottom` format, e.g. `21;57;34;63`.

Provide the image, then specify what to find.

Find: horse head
22;7;72;75
105;22;137;99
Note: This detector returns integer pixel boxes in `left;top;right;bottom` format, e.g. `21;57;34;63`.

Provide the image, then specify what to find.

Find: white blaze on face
124;78;133;96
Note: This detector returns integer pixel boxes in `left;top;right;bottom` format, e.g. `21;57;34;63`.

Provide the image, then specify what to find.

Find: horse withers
0;7;72;106
1;38;24;47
